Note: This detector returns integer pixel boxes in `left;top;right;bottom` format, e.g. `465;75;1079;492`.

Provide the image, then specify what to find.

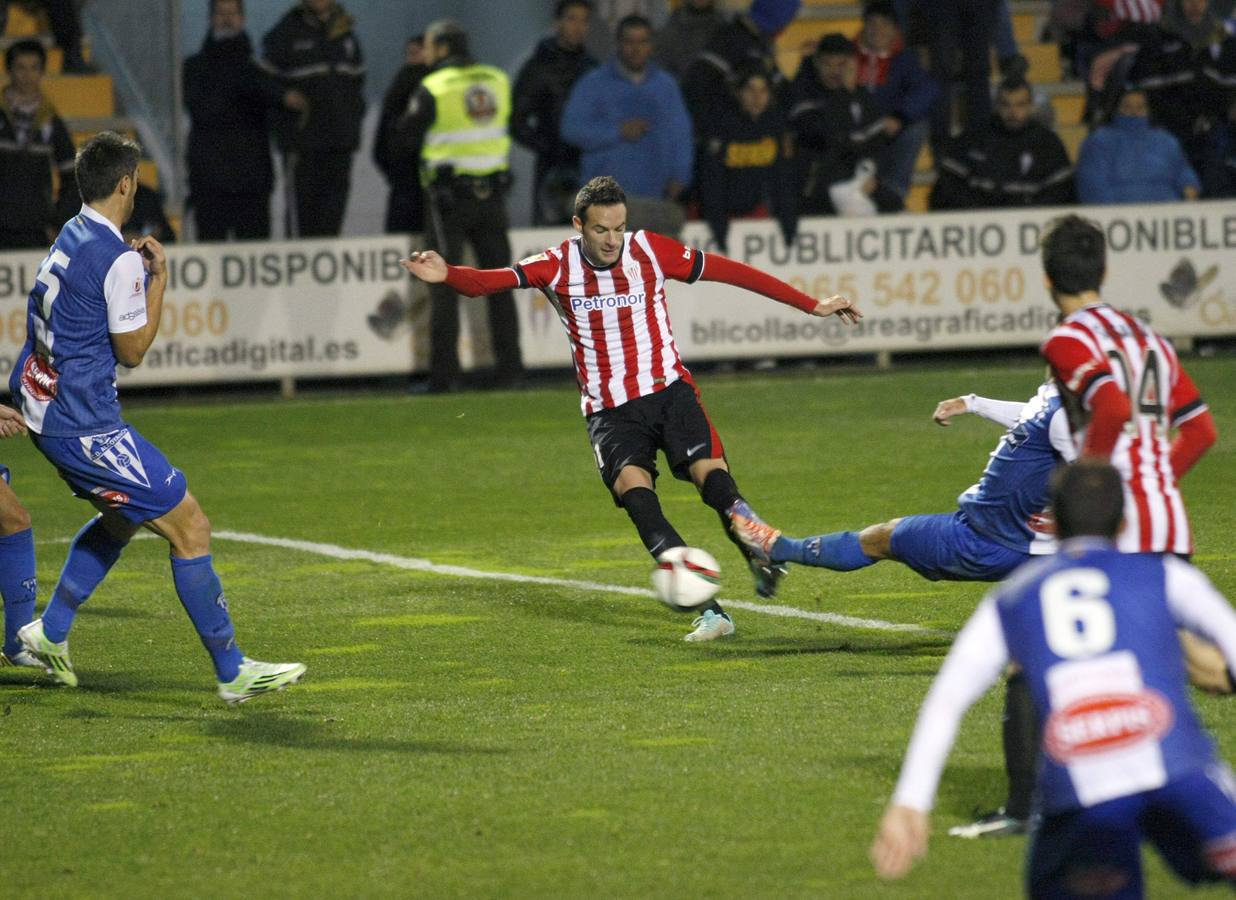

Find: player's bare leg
732;515;901;574
146;492;305;703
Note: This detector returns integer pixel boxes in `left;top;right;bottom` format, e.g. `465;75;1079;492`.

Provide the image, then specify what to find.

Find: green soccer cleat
684;610;736;643
17;618;77;686
217;658;307;706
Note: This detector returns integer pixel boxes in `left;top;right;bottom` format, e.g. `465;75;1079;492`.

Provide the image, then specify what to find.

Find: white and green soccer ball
652;547;721;611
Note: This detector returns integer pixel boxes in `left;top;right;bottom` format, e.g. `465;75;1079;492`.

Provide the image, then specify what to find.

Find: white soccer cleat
0;648;50;671
17;618;76;686
683;610;735;643
217;658;307;706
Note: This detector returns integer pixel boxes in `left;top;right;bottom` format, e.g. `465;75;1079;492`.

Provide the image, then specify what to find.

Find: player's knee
859;520;899;560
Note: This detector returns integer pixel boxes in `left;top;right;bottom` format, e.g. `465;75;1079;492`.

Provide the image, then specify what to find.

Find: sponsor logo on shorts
1044;689;1174;763
21;354;58;402
570;292;646;313
90;487;130;507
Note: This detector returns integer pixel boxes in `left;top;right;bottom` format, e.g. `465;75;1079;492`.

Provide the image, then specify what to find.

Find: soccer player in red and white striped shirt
1038;214;1217;557
402;175;861;641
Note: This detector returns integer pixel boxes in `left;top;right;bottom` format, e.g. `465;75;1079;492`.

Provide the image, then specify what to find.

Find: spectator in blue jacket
1077;88;1201;204
561;14;693;219
853;1;938;202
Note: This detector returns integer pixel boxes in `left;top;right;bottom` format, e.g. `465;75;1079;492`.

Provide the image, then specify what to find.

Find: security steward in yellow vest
397;20;523;393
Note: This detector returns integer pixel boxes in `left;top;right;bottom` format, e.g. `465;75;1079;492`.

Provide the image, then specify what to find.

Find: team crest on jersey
80;429;151;489
465;84;498;123
1043;689;1173;763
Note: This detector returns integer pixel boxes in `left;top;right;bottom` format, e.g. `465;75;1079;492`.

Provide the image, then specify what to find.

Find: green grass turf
1;356;1234;898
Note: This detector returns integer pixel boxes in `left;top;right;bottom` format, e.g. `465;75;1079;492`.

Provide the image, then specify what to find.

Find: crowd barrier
0;202;1233;388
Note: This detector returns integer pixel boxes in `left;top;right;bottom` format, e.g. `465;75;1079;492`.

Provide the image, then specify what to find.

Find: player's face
617;25;653;72
737;76;771;118
7;52;44;95
574;204;626;265
211;0;244;33
997;87;1034;131
557;5;589;49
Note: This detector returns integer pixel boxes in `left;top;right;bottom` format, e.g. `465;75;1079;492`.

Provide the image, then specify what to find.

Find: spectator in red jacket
853;2;938;203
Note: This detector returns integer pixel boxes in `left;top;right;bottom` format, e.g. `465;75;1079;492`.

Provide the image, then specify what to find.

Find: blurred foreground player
872;461;1236;896
403;175;860;641
10;133;305;704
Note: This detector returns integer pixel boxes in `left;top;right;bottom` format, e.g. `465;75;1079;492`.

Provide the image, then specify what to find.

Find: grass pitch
1;356;1234;898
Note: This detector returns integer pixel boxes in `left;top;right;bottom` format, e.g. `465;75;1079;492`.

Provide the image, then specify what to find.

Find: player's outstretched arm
401;250;523;298
697;253;862;323
871;804;929;880
400;250;448;283
0;405;28;439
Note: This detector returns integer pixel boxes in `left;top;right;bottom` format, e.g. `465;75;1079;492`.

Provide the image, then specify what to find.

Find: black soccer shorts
584;378;726;500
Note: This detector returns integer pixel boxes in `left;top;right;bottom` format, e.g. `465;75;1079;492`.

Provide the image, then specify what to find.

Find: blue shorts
888;511;1028;582
33;425;187;524
1028;767;1236;898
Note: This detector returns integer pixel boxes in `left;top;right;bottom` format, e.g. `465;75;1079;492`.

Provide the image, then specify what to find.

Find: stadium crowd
8;0;1236;253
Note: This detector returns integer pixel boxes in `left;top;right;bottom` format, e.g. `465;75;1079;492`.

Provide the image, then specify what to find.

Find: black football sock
1003;672;1040;820
622;487;685;559
700;468;742;514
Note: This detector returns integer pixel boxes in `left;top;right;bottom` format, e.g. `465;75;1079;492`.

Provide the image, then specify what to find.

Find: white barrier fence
0;202;1233;387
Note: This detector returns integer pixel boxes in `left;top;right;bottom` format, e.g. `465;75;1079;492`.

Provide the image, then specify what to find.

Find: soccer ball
651;547;721;611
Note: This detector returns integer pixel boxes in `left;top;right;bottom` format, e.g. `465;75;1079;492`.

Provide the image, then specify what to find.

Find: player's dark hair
426;20;469;59
209;0;244;15
1041;214;1106;295
556;0;592;18
574;176;626;222
5;39;46;73
75;131;142;204
814;32;855;57
617;13;653;38
1052;461;1124;540
998;75;1032;98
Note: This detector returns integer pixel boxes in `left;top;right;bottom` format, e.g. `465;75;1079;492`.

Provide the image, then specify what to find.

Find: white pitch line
211;529;932;634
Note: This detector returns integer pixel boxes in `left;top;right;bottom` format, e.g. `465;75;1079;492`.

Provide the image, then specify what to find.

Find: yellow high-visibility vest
420;63;512;185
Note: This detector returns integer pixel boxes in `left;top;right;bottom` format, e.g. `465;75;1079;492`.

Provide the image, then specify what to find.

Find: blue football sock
772;531;874;571
43;517;128;643
0;528;36;656
170;555;243;682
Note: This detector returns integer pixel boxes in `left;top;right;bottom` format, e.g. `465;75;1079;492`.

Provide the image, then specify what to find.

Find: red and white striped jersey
513;230;705;416
1041;303;1208;554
